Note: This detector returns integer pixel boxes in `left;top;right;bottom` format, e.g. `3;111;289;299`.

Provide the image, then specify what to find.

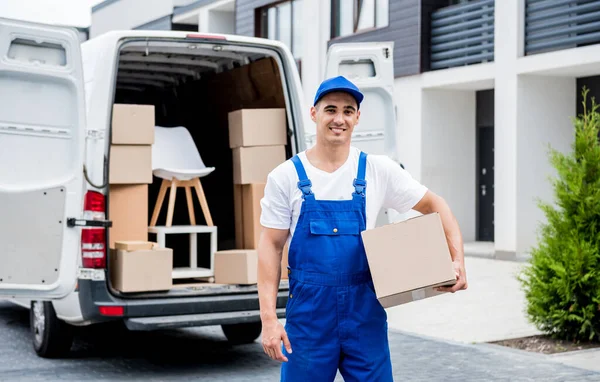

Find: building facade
91;0;236;37
91;0;600;259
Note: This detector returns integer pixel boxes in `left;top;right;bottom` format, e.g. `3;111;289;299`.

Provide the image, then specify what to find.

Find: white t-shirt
259;146;428;238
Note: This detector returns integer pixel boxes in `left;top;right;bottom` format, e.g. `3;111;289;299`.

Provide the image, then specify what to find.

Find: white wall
516;75;575;254
421;90;477;241
207;10;234;34
0;0;90;28
395;75;424;181
91;0;174;37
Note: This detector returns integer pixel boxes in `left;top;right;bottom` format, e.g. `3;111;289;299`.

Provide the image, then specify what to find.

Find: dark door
477;126;494;241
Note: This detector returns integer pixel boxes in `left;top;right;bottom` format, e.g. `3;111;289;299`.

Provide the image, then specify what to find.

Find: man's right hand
261;318;292;362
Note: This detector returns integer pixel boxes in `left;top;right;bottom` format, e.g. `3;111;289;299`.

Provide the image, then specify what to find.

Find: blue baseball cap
313;76;364;109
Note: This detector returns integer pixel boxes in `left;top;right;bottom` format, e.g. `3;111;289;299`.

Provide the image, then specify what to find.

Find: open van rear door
0;18;86;299
325;42;403;226
324;42;397;161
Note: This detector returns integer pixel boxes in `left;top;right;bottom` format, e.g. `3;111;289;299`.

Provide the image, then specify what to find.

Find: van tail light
81;191;107;269
99;306;124;316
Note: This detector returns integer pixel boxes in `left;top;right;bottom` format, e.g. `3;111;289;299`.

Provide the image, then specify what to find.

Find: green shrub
519;88;600;342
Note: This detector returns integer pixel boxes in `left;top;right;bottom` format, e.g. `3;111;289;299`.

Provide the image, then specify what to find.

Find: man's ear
355;109;360;125
310;106;317;122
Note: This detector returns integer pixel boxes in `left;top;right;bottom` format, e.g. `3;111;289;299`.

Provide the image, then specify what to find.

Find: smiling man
257;76;468;381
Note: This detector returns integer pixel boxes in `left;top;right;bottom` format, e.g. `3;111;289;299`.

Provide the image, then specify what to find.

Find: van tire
221;322;262;345
30;301;74;358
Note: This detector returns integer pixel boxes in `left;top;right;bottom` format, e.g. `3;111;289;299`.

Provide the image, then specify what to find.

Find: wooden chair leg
193;178;213;226
184;185;196;225
166;179;178;227
150;179;169;227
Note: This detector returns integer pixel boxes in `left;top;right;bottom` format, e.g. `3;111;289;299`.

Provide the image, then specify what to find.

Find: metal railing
430;0;495;70
525;0;600;55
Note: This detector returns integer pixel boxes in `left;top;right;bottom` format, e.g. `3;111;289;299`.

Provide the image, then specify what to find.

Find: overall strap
291;155;314;199
353;151;368;196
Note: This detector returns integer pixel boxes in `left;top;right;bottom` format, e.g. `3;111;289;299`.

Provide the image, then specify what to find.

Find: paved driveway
1;301;599;381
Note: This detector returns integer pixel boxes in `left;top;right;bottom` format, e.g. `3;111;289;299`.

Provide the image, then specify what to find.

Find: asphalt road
1;300;599;381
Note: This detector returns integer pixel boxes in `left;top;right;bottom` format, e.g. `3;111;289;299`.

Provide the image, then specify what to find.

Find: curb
389;328;600;375
547;347;600;358
465;252;532;263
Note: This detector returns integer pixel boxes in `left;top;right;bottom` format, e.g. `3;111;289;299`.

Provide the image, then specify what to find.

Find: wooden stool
150;177;213;227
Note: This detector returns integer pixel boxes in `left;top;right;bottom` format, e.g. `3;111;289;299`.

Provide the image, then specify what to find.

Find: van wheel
221;322;262;345
30;301;74;358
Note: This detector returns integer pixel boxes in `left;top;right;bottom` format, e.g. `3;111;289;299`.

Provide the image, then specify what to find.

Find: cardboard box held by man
361;212;457;308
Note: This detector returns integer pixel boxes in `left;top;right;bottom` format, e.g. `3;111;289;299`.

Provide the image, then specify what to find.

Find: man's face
311;92;360;146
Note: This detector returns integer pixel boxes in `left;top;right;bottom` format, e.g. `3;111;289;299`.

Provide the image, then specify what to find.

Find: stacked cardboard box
215;108;288;284
110;241;173;292
108;104;155;249
229;108;287;184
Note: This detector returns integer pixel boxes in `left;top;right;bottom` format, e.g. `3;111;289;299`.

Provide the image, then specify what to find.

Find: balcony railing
430;0;495;70
525;0;600;55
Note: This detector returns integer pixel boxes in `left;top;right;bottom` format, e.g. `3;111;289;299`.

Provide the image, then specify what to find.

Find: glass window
331;0;389;38
292;0;302;58
356;0;375;31
339;0;354;37
259;0;302;62
267;7;277;40
375;0;389;28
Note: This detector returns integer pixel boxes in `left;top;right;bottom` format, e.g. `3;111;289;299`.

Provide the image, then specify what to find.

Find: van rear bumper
77;278;288;329
124;308;286;331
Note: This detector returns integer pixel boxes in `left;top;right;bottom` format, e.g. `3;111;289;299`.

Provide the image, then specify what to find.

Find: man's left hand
436;260;467;293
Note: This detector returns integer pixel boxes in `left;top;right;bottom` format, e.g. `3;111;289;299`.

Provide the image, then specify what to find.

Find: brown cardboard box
214;249;257;285
111;104;155;144
108;184;148;249
115;241;154;251
109;145;153;184
248;57;285;107
110;244;173;292
233;183;265;249
233;145;286;184
228;109;287;148
360;213;457;308
233;184;289;279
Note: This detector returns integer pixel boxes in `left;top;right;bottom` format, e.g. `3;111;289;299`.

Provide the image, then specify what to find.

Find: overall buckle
298;179;313;197
353;179;366;196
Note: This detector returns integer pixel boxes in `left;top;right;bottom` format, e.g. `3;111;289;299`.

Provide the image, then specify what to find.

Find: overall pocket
285;279;307;317
309;219;360;236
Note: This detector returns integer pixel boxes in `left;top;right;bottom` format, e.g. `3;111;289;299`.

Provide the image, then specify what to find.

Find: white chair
150;126;215;227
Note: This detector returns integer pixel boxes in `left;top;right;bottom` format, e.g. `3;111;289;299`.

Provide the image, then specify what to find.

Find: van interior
107;39;294;296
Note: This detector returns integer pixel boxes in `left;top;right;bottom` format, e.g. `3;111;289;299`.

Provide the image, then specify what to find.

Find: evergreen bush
519;88;600;342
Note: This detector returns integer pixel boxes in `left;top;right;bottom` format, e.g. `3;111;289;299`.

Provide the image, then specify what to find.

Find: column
493;0;523;257
300;0;330;113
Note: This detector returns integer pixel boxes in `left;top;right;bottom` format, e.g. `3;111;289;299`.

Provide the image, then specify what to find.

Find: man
257;76;468;381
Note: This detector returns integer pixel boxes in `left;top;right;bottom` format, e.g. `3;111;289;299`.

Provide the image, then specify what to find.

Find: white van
0;17;397;358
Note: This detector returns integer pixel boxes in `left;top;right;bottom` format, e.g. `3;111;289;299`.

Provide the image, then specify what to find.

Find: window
331;0;389;38
259;1;302;63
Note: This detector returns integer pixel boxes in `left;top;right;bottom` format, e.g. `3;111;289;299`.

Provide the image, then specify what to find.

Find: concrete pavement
385;256;540;344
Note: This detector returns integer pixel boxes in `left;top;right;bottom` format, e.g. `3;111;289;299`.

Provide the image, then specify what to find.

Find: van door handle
67;218;112;228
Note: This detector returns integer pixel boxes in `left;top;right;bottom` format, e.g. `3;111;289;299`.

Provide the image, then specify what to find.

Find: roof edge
92;0;121;13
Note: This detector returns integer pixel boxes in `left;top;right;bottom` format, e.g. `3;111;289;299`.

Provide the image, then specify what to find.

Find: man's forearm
257;238;283;322
437;200;464;265
418;193;464;264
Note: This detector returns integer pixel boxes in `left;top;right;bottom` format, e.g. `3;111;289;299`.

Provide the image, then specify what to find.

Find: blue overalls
281;152;393;382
